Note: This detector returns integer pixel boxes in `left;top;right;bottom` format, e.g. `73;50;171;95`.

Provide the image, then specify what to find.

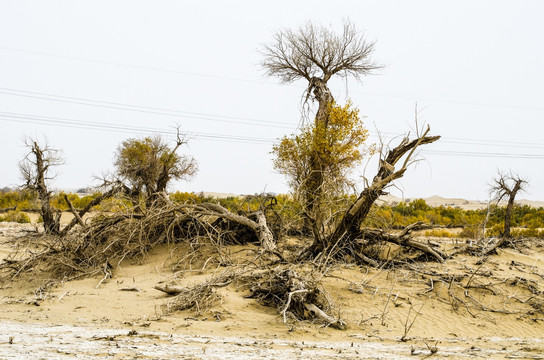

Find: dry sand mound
1;223;544;359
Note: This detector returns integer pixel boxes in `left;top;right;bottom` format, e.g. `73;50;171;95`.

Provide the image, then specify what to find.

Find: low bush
423;229;455;238
0;210;31;224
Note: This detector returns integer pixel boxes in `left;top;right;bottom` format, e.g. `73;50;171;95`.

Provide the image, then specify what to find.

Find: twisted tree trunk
502;180;523;238
31;142;60;235
307;127;441;259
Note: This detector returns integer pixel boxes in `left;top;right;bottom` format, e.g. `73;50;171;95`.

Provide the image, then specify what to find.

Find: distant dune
200;191;240;198
378;194;544;210
194;192;544;209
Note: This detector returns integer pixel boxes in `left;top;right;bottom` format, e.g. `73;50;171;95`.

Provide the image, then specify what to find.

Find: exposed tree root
244;266;345;329
153;264;345;329
159;271;236;315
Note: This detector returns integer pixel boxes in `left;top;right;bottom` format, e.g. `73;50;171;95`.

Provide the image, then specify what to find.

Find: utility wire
2;46;544;112
423;150;544;160
0;88;295;129
0;112;276;145
1;111;544;160
1;87;544;151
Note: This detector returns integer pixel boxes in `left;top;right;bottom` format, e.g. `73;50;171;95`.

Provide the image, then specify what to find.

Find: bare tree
261;20;381;236
491;172;528;239
19;138;64;235
481;172;528;256
303;126;443;261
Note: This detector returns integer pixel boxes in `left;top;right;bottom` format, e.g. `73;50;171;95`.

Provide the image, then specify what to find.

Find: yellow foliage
272;100;373;195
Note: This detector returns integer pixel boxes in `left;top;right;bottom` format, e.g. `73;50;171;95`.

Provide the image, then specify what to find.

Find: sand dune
378;194;544;210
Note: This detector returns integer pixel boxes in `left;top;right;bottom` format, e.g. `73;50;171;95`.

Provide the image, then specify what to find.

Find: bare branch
261;20;381;84
486;170;528;243
19;137;64;235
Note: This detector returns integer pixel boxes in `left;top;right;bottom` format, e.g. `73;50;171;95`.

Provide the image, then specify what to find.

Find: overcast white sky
1;1;543;201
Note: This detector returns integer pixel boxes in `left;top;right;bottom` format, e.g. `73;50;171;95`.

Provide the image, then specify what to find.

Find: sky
1;1;543;201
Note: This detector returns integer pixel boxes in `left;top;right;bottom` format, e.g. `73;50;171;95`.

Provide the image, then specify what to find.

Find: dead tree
483;172;528;255
303;126;443;263
492;172;527;238
19;138;63;235
192;202;277;252
58;184;122;237
261;20;381;236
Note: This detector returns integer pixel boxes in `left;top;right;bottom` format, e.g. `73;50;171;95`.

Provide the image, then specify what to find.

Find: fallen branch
154;284;185;296
120;286;141;292
362;224;447;263
60;185;121;237
304;303;346;330
64;195;86;229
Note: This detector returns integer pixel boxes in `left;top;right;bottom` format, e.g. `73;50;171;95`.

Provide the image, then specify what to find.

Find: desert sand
1;220;544;359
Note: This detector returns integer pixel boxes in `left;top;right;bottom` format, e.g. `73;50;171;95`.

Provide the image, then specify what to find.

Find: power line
0;88;295;129
0;112;275;145
2;45;544;112
434;139;544;151
424;150;544;160
1;110;544;160
2;86;544;151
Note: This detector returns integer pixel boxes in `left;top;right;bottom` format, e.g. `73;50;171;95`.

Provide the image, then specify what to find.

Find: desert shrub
0;190;37;210
423;229;454;238
95;196;133;212
511;228;544;238
410;198;431;212
485;222;544;239
272;194;306;235
485;223;504;237
0;210;31;223
170;191;204;204
49;192;102;211
459;226;481;239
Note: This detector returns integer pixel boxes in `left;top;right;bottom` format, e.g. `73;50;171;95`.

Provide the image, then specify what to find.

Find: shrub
459;226;481;239
423;229;454;238
485;223;504;237
0;210;31;224
0;190;37;210
511;228;544;238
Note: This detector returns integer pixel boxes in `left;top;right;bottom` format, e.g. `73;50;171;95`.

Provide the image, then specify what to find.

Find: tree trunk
197;203;277;252
33;142;60;235
304;77;334;238
503;180;522;238
309;128;440;257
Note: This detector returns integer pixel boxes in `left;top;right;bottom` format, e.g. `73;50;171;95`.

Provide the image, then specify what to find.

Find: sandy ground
1;221;544;359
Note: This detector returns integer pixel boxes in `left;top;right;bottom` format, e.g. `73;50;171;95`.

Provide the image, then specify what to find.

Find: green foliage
485;223;504;237
49;192;100;211
170;191;205;204
3;187;543;240
409;199;431;212
365;199;544;239
0;190;37;210
0;189;127;213
0;210;31;223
